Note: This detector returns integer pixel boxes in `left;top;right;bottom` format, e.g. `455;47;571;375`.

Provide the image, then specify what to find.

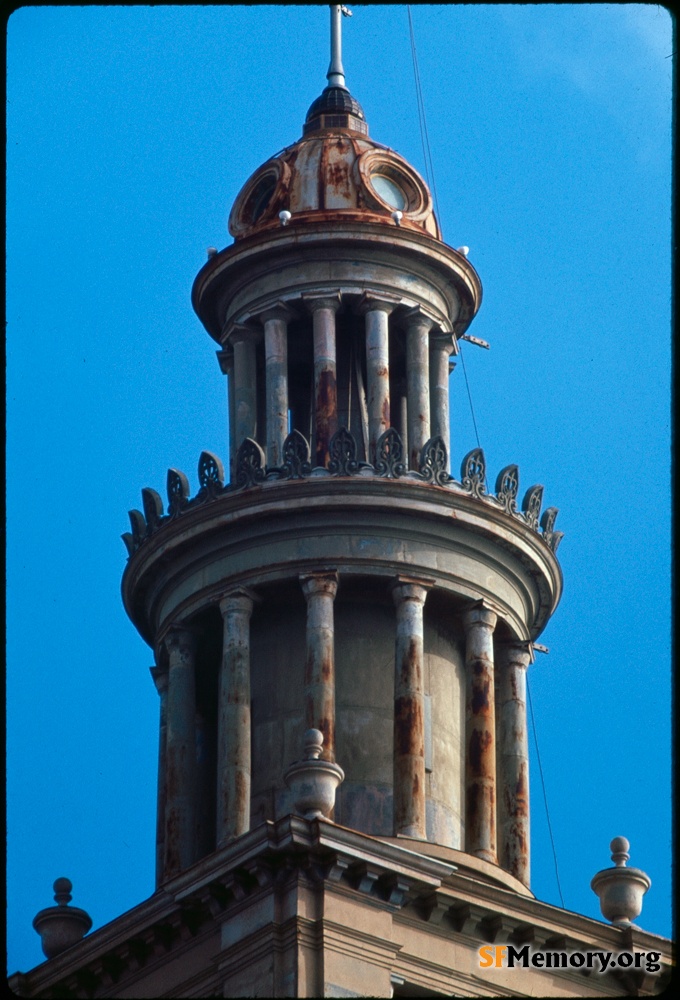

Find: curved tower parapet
122;8;563;896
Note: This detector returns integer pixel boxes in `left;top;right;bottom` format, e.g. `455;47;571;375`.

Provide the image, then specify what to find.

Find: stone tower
13;9;671;998
121;4;562;896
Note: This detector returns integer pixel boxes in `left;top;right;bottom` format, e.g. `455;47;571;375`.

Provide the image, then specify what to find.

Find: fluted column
217;590;256;846
429;333;455;471
231;326;259;451
391;577;432;839
404;310;433;470
496;641;531;885
261;306;291;467
359;296;398;462
300;571;339;762
462;602;498;863
163;627;198;878
217;347;236;482
150;664;168;888
304;294;340;468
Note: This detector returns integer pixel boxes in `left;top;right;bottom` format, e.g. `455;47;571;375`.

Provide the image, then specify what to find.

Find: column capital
150;664;168;696
498;640;533;668
300;569;339;600
163;626;199;658
225;321;261;346
402;305;436;334
356;290;402;316
301;291;342;314
259;300;295;325
216;347;234;375
429;331;456;355
218;587;259;618
390;575;435;606
461;601;498;632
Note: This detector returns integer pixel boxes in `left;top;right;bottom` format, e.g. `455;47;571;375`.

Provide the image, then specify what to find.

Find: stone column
261;306;291;467
496;641;531;886
150;664;168;888
462;602;498;863
194;708;213;862
217;590;256;847
429;333;455;471
360;297;398;462
231;326;259;450
300;571;339;762
404;310;433;470
217;347;236;482
391;577;432;839
163;627;198;878
304;295;340;468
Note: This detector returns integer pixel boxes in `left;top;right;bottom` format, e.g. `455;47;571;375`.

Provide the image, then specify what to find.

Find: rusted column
391;577;432;839
194;708;213;862
217;347;236;482
404;310;433;470
496;641;531;886
217;590;256;846
300;571;339;762
231;326;259;450
304;295;340;468
429;333;454;471
150;664;168;888
362;299;395;462
462;602;498;863
261;306;291;467
163;627;198;878
397;380;409;458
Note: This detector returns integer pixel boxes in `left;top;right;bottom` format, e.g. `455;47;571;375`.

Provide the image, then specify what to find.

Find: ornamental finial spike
591;837;651;928
327;4;352;89
32;878;93;959
284;728;344;820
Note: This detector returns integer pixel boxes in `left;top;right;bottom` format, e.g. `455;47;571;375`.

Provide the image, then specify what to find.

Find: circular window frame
229;158;291;238
355;150;432;222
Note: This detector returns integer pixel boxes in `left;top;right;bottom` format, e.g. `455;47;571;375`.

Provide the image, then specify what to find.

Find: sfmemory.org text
478;945;661;974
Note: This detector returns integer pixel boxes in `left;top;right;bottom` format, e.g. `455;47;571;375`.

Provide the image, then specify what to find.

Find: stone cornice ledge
9;817;673;997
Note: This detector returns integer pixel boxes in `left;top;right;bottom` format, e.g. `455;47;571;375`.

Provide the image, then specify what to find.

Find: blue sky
6;4;673;974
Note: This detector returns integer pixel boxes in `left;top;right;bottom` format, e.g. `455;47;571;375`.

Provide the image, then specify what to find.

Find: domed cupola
226;5;440;242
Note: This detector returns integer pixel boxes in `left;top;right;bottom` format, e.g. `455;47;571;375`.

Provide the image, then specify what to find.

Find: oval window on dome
247;173;277;222
370;173;407;210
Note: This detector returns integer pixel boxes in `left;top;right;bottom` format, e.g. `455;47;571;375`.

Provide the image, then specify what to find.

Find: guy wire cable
528;676;566;908
408;5;484;480
408;10;564;905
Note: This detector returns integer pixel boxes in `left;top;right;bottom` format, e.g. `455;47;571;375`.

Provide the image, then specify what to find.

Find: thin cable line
407;6;441;221
407;6;431;192
528;676;566;909
408;6;484;470
459;346;482;452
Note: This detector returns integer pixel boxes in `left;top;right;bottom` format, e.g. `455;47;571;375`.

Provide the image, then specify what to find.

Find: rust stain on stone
233;769;249;821
470;677;490;715
394;696;423;756
468;727;493;774
320;647;333;682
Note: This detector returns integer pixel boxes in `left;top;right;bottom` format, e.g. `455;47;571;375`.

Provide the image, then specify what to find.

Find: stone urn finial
284;728;344;820
591;837;651;928
32;878;93;959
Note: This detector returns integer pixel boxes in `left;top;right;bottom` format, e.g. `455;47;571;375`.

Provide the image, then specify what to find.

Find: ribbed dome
305;86;365;123
303;86;368;137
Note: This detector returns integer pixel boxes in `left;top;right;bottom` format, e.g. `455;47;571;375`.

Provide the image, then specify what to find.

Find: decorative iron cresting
122;427;562;557
374;428;407;479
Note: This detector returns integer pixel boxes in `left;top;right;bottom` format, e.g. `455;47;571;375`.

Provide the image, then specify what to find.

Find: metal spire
327;4;352;89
